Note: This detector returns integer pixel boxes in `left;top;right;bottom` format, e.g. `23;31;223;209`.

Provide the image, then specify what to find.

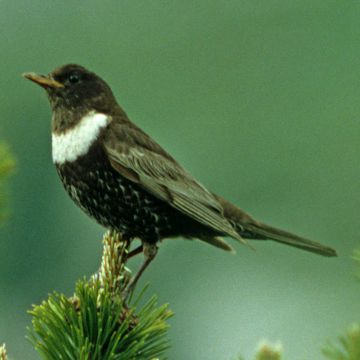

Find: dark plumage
23;64;337;294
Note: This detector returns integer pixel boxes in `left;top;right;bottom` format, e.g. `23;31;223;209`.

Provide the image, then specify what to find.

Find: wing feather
104;127;246;244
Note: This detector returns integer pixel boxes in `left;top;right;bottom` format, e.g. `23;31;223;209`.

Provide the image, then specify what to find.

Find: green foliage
28;232;173;360
321;250;360;360
322;325;360;360
0;143;14;358
233;342;282;360
255;342;282;360
0;344;8;360
353;249;360;280
0;143;15;224
29;280;172;360
0;144;14;179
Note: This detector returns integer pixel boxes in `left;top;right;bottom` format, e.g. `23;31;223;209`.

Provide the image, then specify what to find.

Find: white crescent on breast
52;111;109;164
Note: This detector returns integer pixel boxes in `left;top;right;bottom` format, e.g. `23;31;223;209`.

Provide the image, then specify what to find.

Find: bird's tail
243;221;337;257
215;195;337;257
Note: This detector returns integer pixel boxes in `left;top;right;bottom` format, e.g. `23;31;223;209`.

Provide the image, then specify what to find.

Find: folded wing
103;122;246;244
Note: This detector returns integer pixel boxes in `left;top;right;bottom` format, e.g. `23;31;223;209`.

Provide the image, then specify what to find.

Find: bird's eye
68;73;80;84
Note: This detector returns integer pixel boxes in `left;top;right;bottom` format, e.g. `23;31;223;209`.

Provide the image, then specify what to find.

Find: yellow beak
22;72;64;89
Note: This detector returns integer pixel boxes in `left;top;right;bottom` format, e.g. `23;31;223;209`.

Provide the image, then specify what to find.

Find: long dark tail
243;221;337;257
215;195;337;257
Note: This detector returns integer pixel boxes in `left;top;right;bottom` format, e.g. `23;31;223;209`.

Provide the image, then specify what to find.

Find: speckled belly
55;146;179;243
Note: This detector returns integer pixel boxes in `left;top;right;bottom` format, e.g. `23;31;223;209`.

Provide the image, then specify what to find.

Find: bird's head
23;64;116;114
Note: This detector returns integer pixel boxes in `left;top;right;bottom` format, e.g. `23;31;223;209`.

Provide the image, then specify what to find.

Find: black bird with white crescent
23;65;337;294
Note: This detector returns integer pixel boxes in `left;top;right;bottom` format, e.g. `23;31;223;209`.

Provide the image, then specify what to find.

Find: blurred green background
0;1;359;359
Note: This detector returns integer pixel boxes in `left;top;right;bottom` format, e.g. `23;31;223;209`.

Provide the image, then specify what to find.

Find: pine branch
28;231;173;360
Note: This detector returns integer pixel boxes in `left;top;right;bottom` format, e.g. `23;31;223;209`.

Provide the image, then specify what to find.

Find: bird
23;64;337;295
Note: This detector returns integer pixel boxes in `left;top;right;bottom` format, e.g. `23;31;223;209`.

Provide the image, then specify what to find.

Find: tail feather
246;221;337;257
214;194;337;257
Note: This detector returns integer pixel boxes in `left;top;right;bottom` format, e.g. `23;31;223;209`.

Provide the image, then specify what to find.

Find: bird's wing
103;123;246;243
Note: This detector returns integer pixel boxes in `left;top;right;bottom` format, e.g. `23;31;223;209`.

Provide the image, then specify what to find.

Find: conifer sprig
28;232;173;360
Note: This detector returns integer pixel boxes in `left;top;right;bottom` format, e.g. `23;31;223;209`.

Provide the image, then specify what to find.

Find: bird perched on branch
23;64;337;296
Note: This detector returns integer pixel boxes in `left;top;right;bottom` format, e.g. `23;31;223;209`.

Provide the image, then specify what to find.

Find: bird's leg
122;242;158;301
127;244;143;259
